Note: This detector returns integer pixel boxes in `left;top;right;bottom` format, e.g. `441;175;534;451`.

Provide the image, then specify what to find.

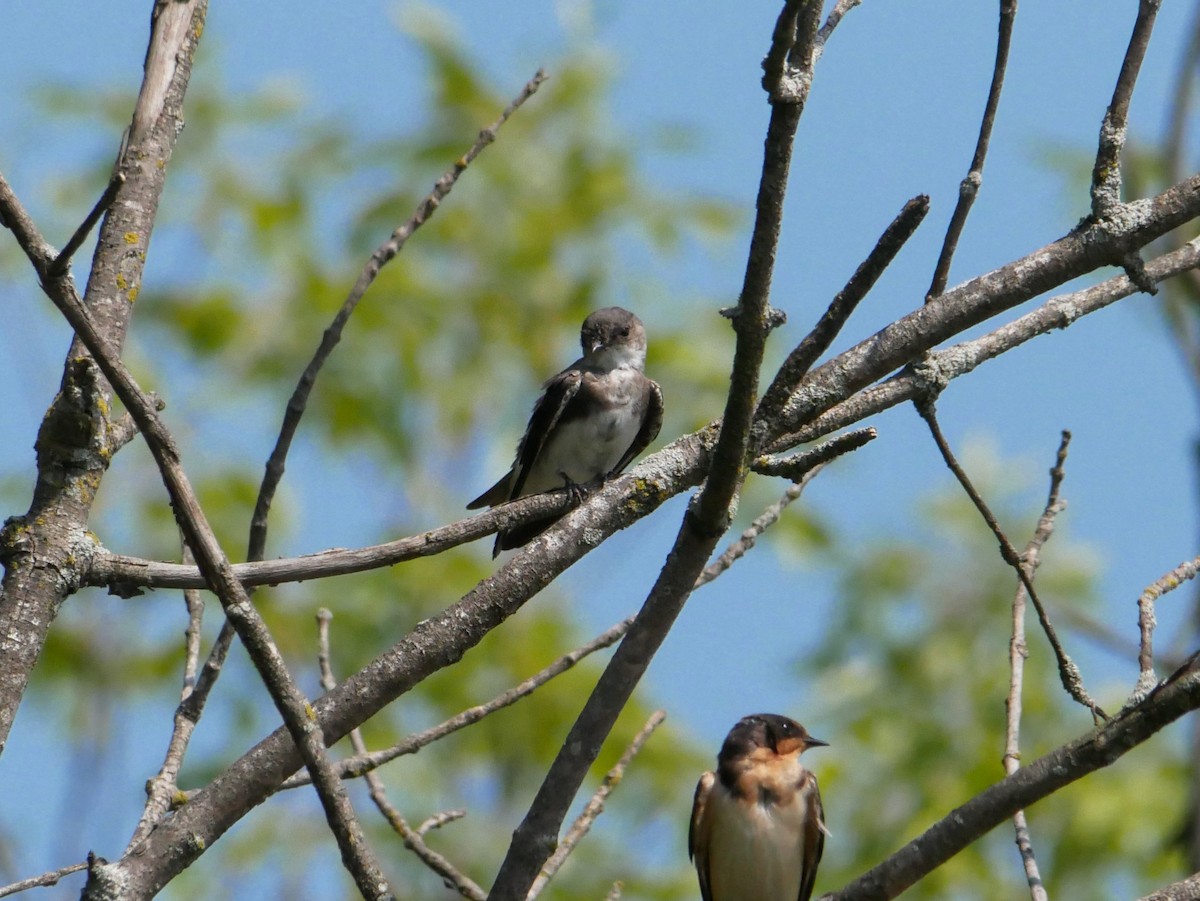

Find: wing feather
467;369;583;510
612;378;663;475
797;773;825;901
508;370;582;499
689;771;716;901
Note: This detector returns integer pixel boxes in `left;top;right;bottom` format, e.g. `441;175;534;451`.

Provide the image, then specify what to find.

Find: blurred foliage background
1;7;1197;901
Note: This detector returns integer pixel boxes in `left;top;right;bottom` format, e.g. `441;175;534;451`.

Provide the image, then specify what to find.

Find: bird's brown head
580;306;647;364
718;713;828;765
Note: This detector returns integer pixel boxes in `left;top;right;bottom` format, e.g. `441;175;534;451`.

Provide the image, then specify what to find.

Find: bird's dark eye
619;327;630;337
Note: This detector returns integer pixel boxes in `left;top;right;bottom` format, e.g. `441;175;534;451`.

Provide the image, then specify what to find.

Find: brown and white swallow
467;306;663;556
690;713;829;901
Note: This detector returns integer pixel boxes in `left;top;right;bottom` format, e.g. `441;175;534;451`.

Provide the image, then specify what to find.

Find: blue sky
1;0;1198;894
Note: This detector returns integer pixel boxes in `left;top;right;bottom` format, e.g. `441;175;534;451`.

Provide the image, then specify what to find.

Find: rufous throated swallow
467;306;663;556
690;713;829;901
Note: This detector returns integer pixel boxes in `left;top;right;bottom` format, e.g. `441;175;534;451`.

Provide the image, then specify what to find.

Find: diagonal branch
1132;554;1200;704
777;237;1200;449
1002;432;1069;901
765;176;1200;449
1138;872;1200;901
828;652;1200;900
43;283;392;898
698;427;876;588
755;194;929;432
0;0;209;761
316;610;486;901
916;400;1104;719
49;171;125;278
249;68;546;563
1091;0;1163;219
280;614;634;790
526;711;666;900
926;0;1016;300
88;487;575;593
0;861;89;899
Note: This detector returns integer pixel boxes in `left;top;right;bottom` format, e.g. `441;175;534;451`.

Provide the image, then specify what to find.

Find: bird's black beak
806;737;829;749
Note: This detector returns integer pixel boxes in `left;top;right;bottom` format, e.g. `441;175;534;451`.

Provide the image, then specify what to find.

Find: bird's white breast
705;779;808;901
523;367;643;493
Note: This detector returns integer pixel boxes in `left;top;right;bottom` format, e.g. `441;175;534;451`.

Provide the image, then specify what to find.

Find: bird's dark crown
717;713;826;767
580;306;645;354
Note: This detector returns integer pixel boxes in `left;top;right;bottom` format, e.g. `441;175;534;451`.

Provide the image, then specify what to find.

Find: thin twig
126;542;208;848
815;0;863;53
755;194;929;434
248;68;546;564
771;237;1200;453
317;609;487;901
1091;0;1163;219
1002;432;1068;901
180;543;204;699
417;810;467;837
526;711;666;900
281;615;634;790
49;172;126;278
697;428;877;589
1131;555;1200;704
44;269;392;899
695;479;811;591
751;426;877;481
926;0;1016;300
91;487;574;594
0;861;88;898
915;399;1105;720
107;411;142;455
827;652;1200;900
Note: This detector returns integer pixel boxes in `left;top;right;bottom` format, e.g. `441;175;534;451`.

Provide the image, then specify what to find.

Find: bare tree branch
769;174;1200;450
926;0;1016;300
1092;0;1163;219
41;254;391;898
755;194;929;432
0;861;88;899
778;237;1200;449
527;711;666;900
248;68;547;564
279;614;635;790
88;487;574;593
49;171;125;278
316;610;486;901
815;0;863;53
1003;432;1069;901
126;541;207;850
1132;554;1200;703
827;653;1200;900
1139;872;1200;901
917;401;1103;719
698;427;876;589
0;0;209;760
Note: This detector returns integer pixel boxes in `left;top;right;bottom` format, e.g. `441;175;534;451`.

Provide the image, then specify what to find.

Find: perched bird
467;306;663;557
690;713;829;901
